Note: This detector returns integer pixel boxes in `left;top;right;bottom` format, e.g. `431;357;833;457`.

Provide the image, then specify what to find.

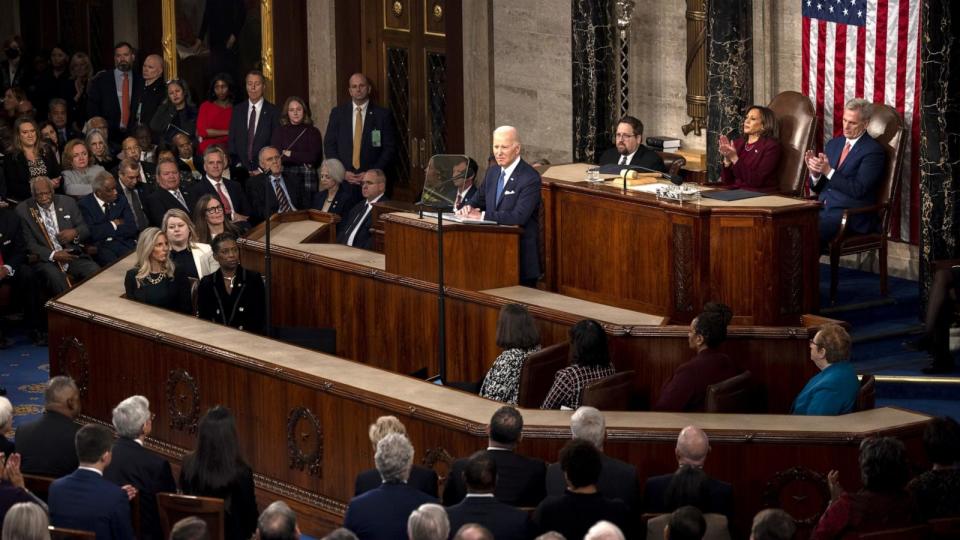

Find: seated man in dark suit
337;169;387;250
187;146;251;227
355;415;438;497
49;424;136;540
344;433;437;540
116;159;151;231
103;395;176;540
533;439;633;539
246;146;302;226
545;407;639;511
17;376;82;477
256;501;301;540
143;159;192;227
78;171;138;266
643;425;734;522
597;115;666;172
0;206;39;347
443;406;546;508
805;98;887;248
446;451;531;540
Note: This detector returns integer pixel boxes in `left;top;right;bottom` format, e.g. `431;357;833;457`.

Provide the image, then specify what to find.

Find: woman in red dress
718;105;782;192
196;73;234;155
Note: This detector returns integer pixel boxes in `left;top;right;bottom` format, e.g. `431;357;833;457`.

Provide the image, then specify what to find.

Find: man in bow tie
78;171;138;265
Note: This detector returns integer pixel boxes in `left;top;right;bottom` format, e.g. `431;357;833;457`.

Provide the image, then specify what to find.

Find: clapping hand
1;453;25;489
805;150;832;176
718;135;738;163
827;469;843;502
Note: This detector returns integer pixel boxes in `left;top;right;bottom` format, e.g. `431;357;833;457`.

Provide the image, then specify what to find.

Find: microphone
598;163;683;186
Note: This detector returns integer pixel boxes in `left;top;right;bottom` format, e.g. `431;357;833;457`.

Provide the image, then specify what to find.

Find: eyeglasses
615;133;637;140
809;339;822;348
206;206;224;214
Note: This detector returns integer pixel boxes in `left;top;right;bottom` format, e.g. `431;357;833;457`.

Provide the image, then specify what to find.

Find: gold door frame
160;0;276;102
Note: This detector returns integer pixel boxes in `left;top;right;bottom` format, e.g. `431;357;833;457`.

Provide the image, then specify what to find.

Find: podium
381;212;522;290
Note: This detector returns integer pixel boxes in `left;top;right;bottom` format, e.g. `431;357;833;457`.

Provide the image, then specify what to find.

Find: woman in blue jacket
792;323;860;415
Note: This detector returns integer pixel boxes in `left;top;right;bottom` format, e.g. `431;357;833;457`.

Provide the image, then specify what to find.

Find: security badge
371;129;381;148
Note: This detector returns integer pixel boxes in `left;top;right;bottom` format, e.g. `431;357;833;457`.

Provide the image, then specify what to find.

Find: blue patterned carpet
0;330;49;433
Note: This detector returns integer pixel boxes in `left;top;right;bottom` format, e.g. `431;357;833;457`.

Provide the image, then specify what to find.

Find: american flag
801;0;921;243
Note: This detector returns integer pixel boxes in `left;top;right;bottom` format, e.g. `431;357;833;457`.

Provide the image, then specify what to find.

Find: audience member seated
407;503;449;540
193;194;241;244
718;106;782;191
1;87;26;123
196;74;233;156
186;146;251;227
162;208;218;280
654;303;739;412
3;117;61;201
791;323;859;415
48;424;136;540
585;520;625;540
907;416;960;520
256;501;300;540
61;139;105;197
344;433;437;540
311;158;361;231
545;406;639;511
750;509;796;540
272;96;323;208
145;159;192;226
1;502;49;540
0;453;45;523
0;397;14;455
172;133;202;184
246;146;302;225
322;528;358;540
116;158;150;231
124;227;192;313
812;437;919;539
103;395;176;540
452;524;493;540
533;439;633;540
445;451;531;540
116;136;156;184
48;99;78;149
86;128;117;172
443;406;546;507
643;426;734;521
17;376;81;477
78;171;137;265
805;98;887;247
197;232;265;333
135;125;157;163
354;415;438;498
479;303;542;405
597;115;665;172
336;168;387;249
150;79;197;145
179;406;258;540
662;506;707;540
170;516;209;540
905;262;959;373
541;319;615;410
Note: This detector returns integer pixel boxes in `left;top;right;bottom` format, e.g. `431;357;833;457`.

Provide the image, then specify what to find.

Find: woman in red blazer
718;105;782;191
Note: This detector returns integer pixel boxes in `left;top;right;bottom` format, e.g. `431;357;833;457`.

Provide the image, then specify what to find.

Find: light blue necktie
495;170;506;204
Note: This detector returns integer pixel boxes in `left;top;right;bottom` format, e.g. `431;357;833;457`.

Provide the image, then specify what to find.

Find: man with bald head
642;426;733;520
137;54;165;128
458;126;542;286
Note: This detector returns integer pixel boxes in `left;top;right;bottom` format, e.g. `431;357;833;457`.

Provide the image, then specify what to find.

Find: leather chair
581;370;635;410
827;103;905;305
157;493;225;540
768;91;817;195
854;374;876;411
22;473;56;502
516;341;569;408
48;527;96;540
705;370;755;413
656;151;687;178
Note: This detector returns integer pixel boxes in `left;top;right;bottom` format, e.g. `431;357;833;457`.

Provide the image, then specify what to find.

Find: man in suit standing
16;376;82;477
443;406;546;508
228;70;280;179
78;172;138;266
246;146;302;226
337;169;387;250
49;424;136;540
446;451;531;540
458;126;542;287
136;55;165;129
104;395;177;540
598;115;666;172
86;42;143;144
187;146;251;225
323;73;398;189
117;159;150;231
805;98;887;248
144;159;192;227
545;407;640;511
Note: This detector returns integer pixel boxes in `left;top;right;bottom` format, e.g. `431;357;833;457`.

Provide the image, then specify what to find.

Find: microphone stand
435;207;446;383
263;175;273;338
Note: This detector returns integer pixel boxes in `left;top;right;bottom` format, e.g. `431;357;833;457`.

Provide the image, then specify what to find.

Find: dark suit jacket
186;176;251;220
136;79;166;129
2;148;62;201
545;453;640;511
811;133;887;235
87;69;144;139
143;187;191;227
197;267;266;334
453;184;478;211
0;482;35;524
78;194;138;263
469;159;542;280
227;99;281;171
120;184;150;231
16;411;80;477
447;495;532;540
0;59;29;92
312;186;362;233
344;482;437;540
354;465;438;498
0;208;27;272
533;491;633;540
103;437;177;540
336;197;385;250
323;102;398;174
15;195;91;261
50;468;135;540
643;471;734;521
598;145;666;173
443;449;547;508
245;173;304;225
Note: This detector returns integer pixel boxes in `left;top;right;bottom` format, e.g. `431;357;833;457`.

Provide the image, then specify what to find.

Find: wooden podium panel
381;212;521;290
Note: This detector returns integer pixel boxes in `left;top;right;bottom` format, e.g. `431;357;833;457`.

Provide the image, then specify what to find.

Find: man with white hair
256;501;300;540
103;395;176;540
458;126;542;286
407;503;448;540
545;407;640;511
344;433;437;539
585;520;626;540
0;396;15;455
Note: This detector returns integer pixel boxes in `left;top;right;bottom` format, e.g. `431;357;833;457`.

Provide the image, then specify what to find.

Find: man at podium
458;126;541;287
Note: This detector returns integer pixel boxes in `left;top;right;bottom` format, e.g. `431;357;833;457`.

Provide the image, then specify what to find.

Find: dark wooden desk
540;164;821;326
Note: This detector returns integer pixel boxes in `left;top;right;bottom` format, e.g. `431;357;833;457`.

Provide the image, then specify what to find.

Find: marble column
571;0;614;163
919;0;960;302
705;0;753;181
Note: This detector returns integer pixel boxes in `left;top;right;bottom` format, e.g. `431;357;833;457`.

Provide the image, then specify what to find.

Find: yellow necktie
352;106;363;169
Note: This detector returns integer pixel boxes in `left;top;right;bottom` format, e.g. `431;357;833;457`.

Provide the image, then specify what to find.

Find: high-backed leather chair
656;151;687;178
768;91;817;195
705;370;755;413
827;103;905;304
854;374;876;412
516;341;569;408
581;370;635;410
157;493;225;540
